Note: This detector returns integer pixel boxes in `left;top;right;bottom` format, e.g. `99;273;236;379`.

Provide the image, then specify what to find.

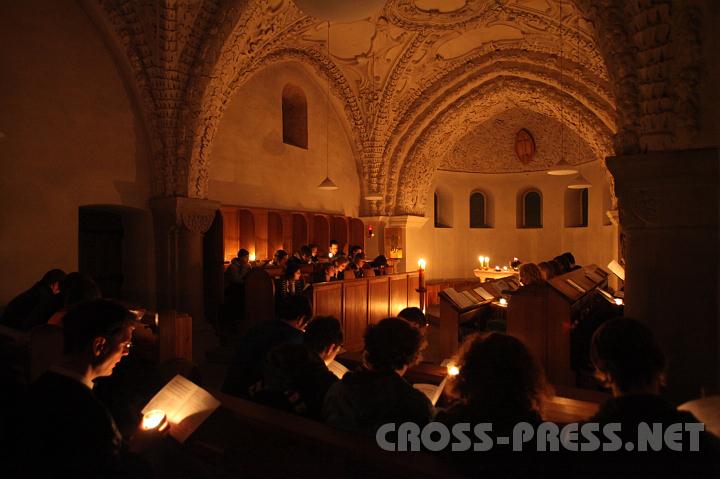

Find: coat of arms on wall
515;129;535;164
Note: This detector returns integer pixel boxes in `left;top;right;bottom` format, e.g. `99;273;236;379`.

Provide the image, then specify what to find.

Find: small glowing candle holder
447;364;460;376
614;298;624;306
499;298;508;307
328;252;334;259
502;266;508;271
495;265;501;272
142;409;168;432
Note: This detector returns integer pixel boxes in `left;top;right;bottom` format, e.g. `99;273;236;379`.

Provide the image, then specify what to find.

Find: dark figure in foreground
223;296;312;398
323;317;432;435
250;315;343;419
581;318;720;478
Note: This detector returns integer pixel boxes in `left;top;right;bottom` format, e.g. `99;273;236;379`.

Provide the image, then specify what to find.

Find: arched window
565;188;589;227
469;192;487;228
282;84;308;149
519;189;542;228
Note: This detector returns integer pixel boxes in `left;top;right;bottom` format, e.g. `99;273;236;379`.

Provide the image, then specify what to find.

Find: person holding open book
11;299;160;477
322;317;432;435
222;296;312;398
250;316;343;420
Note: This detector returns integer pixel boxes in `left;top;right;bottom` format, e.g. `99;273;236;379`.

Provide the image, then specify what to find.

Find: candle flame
447;365;460;376
418;258;426;270
499;298;508;306
142;409;166;430
249;253;256;262
614;298;624;306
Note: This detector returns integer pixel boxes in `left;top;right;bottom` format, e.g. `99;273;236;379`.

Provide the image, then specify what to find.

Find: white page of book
565;279;587;294
443;288;474;309
142;374;220;443
327;360;349;379
413;376;448;406
473;286;495;301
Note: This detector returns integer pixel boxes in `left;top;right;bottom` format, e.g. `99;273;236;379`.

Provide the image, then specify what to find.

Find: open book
413;376;448;406
327;360;349;379
442;287;480;309
473;286;495;301
142;374;221;443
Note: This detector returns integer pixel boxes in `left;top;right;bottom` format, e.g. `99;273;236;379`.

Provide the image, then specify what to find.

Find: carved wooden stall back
244;269;275;325
367;276;390;325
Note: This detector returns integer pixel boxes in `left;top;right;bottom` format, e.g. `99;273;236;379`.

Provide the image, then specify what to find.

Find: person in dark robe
577;318;720;478
222;295;312;398
435;332;550;477
323;317;432;435
250;315;343;419
11;299;158;477
1;269;65;331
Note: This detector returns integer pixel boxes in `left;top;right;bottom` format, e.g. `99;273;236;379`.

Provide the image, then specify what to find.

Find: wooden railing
313;272;420;352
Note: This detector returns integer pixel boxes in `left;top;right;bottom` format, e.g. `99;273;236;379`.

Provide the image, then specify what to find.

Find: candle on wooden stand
417;258;427;313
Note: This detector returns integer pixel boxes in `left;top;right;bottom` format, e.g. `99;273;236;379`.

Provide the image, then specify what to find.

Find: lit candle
614;298;624;306
499;298;508;306
154;313;159;327
478;256;483;267
249;253;256;262
502;266;508;271
418;258;426;287
142;409;168;431
447;364;460;376
486;257;491;269
495;265;501;272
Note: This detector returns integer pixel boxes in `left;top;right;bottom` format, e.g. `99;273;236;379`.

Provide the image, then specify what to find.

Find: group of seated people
221;294;719;476
517;252;580;287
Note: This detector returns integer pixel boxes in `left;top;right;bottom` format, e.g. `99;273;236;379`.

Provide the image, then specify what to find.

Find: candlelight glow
447;365;460;376
478;256;483;264
614;298;624;306
249;253;256;262
418;258;426;270
499;298;508;306
154;313;159;327
142;409;167;431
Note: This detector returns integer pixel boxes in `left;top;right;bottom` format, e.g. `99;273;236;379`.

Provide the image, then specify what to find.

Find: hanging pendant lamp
568;172;592;189
547;15;577;177
318;20;339;191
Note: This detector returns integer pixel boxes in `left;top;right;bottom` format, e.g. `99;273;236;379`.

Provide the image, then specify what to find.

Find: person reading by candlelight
333;257;350;280
435;332;550;476
222;296;312;398
348;253;372;279
1;269;65;331
289;245;313;266
398;306;430;331
519;263;544;287
309;243;320;263
11;299;161;477
276;263;306;303
265;249;289;269
537;261;554;281
322;317;432;435
370;255;389;276
249;316;343;419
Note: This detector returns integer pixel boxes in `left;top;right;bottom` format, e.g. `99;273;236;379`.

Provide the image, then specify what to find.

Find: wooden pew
507;264;609;388
187;392;461;478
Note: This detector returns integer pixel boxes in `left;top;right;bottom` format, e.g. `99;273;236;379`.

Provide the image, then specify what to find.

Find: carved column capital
150;197;220;234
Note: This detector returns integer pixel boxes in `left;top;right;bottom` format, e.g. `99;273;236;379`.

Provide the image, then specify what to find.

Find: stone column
150;197;220;326
607;148;719;402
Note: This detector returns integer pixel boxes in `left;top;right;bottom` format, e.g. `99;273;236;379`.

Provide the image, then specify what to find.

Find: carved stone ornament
514;129;535;165
181;210;216;234
628;189;659;226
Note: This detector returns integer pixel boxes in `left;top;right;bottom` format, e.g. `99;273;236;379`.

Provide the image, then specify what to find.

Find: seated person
250;316;343;419
323;317;432;435
276;263;306;302
519;263;544;287
309;243;320;263
348;245;363;260
371;255;389;276
553;255;572;273
328;239;344;259
333;257;350;280
13;299;155;477
225;249;251;288
289;245;313;266
537;261;554;281
348;253;373;279
435;332;548;475
548;259;564;277
222;296;312;398
48;273;101;326
265;249;289;269
1;269;65;331
397;306;429;330
561;251;580;271
583;318;720;476
322;264;337;283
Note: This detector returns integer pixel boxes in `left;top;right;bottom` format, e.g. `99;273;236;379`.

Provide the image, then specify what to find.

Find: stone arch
391;76;615;215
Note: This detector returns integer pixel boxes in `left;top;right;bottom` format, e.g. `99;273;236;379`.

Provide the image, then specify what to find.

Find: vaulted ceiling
89;0;702;215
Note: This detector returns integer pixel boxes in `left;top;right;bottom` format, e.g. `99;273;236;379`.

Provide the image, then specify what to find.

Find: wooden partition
267;212;283;254
507;264;609;388
220;205;364;261
312;272;421;352
330;216;348;250
312;215;330;255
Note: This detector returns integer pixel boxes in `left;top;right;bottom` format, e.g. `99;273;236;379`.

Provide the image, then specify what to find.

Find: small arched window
282;84;308;149
520;190;542;228
469;192;487;228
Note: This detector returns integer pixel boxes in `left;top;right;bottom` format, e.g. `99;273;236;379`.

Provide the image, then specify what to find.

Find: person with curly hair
435;332;550;476
322;317;432;435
